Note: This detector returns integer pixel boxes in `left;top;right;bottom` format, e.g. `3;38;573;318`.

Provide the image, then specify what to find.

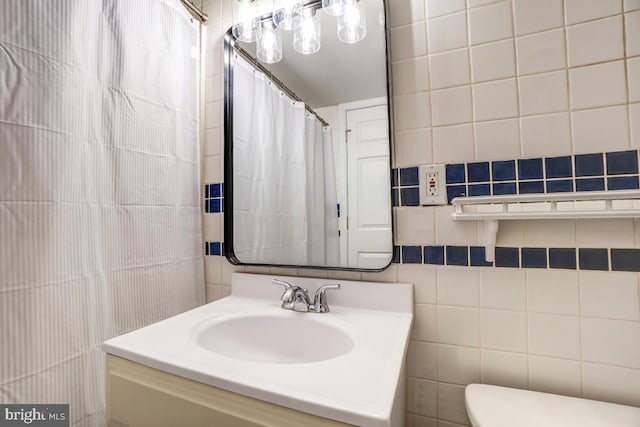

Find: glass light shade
232;0;261;42
273;0;302;30
257;23;283;63
337;0;366;43
293;10;321;55
322;0;344;16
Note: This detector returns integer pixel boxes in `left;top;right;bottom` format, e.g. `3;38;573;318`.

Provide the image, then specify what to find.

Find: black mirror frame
223;0;394;272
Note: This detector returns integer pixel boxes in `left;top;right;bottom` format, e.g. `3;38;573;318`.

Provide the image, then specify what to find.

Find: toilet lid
465;384;640;427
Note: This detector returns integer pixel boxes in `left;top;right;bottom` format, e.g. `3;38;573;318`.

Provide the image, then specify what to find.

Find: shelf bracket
479;220;499;262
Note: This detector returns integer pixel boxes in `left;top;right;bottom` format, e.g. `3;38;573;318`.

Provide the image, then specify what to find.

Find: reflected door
346;103;392;268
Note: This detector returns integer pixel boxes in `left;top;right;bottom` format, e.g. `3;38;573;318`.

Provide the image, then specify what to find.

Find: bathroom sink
102;273;413;427
193;313;355;364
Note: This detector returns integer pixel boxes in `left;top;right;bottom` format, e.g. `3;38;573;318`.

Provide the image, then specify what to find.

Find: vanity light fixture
232;0;262;42
273;0;302;30
293;8;321;55
233;0;367;63
337;0;366;43
321;0;345;16
257;20;283;63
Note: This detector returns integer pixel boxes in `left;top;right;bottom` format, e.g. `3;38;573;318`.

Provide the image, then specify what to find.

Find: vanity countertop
102;273;413;427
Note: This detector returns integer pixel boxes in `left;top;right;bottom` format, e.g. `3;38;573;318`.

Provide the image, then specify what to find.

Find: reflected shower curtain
233;55;309;264
304;115;340;266
233;55;340;265
0;1;204;425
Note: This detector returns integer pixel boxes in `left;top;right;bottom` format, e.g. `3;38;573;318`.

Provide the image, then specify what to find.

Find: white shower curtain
0;1;204;426
233;55;340;266
233;55;309;265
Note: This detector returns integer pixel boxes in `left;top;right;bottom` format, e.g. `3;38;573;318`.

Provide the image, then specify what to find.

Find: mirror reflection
225;0;392;269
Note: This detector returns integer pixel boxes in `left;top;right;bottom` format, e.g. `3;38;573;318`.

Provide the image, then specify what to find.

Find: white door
346;104;392;268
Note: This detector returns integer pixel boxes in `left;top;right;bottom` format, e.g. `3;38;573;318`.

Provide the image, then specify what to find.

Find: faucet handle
272;279;294;302
313;284;341;313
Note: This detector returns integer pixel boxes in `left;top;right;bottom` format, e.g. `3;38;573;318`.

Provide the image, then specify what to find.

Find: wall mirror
224;0;392;270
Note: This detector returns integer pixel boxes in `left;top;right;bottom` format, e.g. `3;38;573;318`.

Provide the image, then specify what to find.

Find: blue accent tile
205;184;210;198
492;160;516;181
400;167;419;186
607;150;638;175
205;199;210;213
521;248;547;268
493;182;517;195
212;199;221;213
392;246;400;263
391;168;399;187
518;158;543;180
468;162;490;182
576;178;605;192
469;184;491;197
495;247;519;268
549;248;576;269
220;182;224;194
547;179;574;193
447;185;466;204
519;181;544;194
392;188;399;207
221;199;224;212
611;249;640;272
470;247;493;267
579;248;609;271
446;246;468;266
575;153;604;177
545;156;573;178
401;187;420;206
402;246;423;264
424;246;445;265
204;242;210;256
608;176;640;190
212;183;221;197
211;242;222;256
446;164;466;184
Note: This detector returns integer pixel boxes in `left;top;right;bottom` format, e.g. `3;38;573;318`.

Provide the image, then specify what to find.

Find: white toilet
465;384;640;427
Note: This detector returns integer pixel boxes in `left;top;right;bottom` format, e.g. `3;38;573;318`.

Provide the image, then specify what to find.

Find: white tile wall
431;86;473;125
513;0;564;35
473;78;518;121
569;61;627;110
518;71;568;116
515;29;566;75
520;112;572;157
572;106;630;154
566;16;624;67
474;118;521;161
468;1;513;45
429;49;470;89
470;39;515;83
201;0;640;424
565;0;622;25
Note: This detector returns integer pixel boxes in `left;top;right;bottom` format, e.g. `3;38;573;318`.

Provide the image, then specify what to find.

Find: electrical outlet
419;164;447;205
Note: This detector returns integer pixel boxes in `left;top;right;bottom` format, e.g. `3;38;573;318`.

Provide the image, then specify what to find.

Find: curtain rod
233;45;330;127
179;0;208;22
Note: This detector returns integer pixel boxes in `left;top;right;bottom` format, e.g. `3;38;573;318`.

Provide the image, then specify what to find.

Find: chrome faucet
272;279;340;313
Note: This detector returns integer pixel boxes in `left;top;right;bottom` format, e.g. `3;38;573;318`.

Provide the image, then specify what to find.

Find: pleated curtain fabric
0;1;205;425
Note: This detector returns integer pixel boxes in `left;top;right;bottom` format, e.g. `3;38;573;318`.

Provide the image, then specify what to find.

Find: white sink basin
102;273;413;427
193;313;355;364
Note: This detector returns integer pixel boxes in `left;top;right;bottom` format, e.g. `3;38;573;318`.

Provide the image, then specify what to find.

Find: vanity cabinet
106;355;353;427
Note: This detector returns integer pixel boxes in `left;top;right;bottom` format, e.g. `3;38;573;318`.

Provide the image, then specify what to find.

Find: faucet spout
272;279;341;313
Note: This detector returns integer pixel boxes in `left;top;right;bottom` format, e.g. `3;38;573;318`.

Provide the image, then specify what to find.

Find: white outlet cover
419;164;448;205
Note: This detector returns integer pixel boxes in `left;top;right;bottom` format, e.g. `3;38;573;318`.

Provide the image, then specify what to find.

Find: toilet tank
465;384;640;427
